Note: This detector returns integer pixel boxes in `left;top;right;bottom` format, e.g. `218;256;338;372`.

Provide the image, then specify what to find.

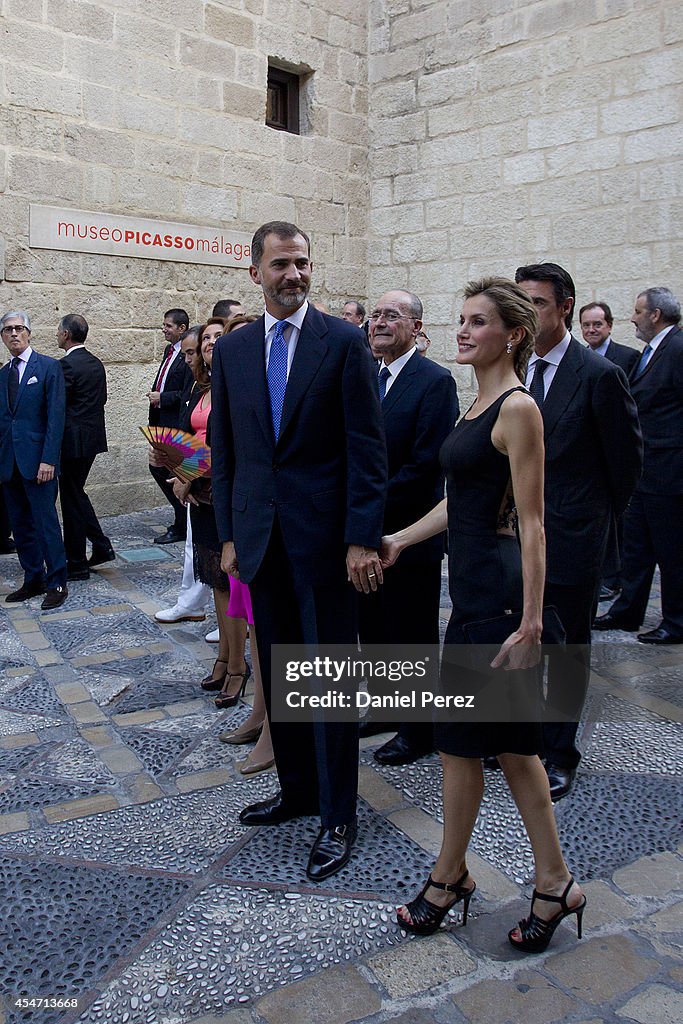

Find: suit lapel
631;327;676;384
381;349;420;416
277;307;328;444
238;317;271;445
541;337;582;440
14;352;39;410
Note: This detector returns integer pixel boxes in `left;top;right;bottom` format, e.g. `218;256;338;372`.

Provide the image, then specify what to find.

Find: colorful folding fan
139;425;211;483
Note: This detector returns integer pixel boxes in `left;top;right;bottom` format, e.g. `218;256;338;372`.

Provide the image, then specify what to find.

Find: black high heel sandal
397;870;475;935
214;662;252;709
508;876;586;953
200;659;228;691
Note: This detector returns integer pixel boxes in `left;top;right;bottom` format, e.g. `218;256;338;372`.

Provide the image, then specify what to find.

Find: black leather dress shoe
239;793;317;826
41;586;68;611
545;763;576;801
153;527;185;546
637;627;683;645
306;820;357;881
0;539;16;554
88;545;116;567
67;568;90;581
5;579;46;602
358;718;398;739
592;614;639;632
599;584;621;601
373;734;434;766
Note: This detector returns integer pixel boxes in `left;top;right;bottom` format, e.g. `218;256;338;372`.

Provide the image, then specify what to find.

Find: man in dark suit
515;264;642;799
147;308;193;544
56;314;113;580
579;301;639;374
211;221;386;881
579;301;639;600
594;287;683;644
359;289;458;765
0;310;68;610
0;488;15;554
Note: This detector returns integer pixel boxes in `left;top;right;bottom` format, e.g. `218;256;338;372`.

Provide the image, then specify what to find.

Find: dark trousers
0;485;11;544
60;456;110;572
609;491;683;635
249;520;359;828
4;462;67;589
358;556;442;750
149;463;186;533
542;577;598;770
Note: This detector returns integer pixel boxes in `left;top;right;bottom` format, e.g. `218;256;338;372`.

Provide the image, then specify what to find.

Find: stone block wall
0;0;369;512
368;0;683;401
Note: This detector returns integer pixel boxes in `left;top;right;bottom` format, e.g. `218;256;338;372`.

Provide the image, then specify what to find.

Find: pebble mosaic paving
0;856;191;1024
0;511;681;1024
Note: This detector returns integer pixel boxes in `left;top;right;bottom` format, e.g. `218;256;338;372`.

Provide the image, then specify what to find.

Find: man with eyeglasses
0;310;69;610
359;291;459;765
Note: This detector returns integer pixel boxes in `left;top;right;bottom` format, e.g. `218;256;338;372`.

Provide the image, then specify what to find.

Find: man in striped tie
211;222;387;881
146;308;192;544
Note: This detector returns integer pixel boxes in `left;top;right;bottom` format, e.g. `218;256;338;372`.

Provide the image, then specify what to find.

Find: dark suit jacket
211;305;387;585
149;346;193;427
603;339;639;375
60;347;108;460
541;337;642;585
629;324;683;495
381;351;458;563
0;350;66;481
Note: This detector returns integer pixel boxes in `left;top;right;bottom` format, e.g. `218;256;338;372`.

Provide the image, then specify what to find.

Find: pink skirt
227;579;253;625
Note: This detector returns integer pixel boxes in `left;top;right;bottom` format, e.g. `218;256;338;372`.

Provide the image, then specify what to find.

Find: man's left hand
36;463;55;484
346;545;383;593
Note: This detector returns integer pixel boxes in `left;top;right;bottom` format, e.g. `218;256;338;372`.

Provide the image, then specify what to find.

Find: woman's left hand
491;629;542;671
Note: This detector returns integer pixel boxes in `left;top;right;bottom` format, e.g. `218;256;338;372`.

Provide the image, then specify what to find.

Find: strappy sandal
508;876;586;953
397;870;475;935
200;659;228;691
214;662;252;709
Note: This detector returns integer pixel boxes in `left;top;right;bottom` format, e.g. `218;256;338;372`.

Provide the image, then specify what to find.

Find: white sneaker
154;605;206;624
205;627;220;643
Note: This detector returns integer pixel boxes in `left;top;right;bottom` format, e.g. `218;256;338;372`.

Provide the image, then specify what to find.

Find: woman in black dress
381;278;585;953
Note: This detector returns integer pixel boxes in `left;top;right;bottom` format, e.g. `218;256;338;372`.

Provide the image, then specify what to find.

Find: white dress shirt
157;339;181;392
12;346;34;384
264;301;309;380
526;332;572;399
377;345;418;396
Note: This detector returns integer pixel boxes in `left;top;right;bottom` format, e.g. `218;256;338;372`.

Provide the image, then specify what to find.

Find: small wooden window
266;65;300;134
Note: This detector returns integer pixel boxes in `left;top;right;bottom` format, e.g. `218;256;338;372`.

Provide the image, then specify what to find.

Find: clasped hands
346;544;383;593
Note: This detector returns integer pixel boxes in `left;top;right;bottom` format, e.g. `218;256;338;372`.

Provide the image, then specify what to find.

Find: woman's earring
506;341;513;354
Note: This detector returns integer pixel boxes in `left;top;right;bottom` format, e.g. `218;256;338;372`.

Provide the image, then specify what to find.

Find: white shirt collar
379;345;418;378
64;344;86;354
264;300;309;336
649;324;674;353
14;346;33;365
529;331;571;368
589;335;612;357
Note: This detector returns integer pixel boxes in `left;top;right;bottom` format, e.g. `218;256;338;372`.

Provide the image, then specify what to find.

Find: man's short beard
264;284;308;309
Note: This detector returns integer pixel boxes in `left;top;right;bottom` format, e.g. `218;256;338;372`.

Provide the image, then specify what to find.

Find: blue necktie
267;320;288;441
378;366;391;401
633;344;652;379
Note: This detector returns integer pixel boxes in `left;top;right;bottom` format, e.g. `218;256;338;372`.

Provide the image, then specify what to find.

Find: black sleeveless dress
435;387;543;758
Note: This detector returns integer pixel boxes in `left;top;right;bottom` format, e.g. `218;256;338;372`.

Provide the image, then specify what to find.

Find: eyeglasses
368;311;415;323
1;325;28;335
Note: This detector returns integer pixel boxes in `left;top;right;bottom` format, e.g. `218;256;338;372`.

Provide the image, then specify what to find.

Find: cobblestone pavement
0;509;681;1024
